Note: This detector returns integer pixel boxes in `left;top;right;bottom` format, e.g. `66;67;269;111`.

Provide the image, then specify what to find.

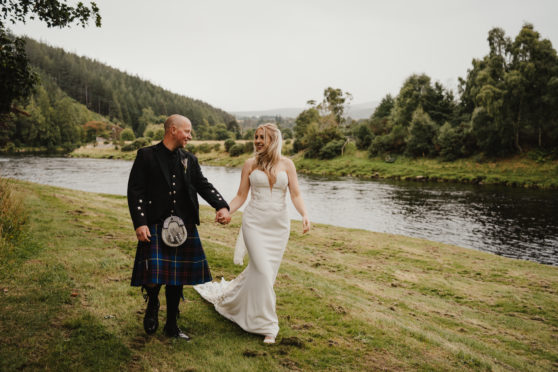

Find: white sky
10;0;558;112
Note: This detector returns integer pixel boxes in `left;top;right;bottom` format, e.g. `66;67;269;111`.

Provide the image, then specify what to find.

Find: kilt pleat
131;224;212;286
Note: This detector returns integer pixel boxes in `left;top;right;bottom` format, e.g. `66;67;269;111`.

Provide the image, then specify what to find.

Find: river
1;156;557;266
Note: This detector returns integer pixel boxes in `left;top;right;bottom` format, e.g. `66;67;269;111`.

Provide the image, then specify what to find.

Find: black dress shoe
163;324;191;340
143;298;159;335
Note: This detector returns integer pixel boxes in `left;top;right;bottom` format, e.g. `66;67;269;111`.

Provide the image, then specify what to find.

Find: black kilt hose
127;142;229;287
131;224;211;286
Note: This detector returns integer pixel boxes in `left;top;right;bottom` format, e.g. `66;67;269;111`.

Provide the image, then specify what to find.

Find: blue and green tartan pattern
131;224;212;286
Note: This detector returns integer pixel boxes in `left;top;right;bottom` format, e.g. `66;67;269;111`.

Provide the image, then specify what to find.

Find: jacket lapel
154;143;171;188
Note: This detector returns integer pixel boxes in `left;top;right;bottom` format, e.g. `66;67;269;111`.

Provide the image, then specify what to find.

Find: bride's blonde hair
254;123;282;185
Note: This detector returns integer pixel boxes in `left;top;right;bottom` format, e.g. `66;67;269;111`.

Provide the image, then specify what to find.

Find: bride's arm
228;158;253;214
285;158;311;234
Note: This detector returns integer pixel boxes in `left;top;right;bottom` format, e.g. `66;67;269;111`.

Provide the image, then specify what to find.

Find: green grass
2;179;557;371
292;151;558;189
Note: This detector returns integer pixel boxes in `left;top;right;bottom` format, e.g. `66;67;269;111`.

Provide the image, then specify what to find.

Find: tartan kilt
131;224;212;286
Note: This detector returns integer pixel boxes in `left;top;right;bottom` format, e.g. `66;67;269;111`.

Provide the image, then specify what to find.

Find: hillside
23;37;235;134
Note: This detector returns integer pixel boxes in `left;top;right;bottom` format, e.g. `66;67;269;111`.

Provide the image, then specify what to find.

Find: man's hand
215;208;231;225
135;225;151;242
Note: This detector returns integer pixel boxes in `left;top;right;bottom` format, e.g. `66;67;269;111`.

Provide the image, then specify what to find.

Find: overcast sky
10;0;558;112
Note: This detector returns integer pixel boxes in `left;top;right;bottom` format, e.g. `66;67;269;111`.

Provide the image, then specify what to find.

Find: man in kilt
127;114;231;340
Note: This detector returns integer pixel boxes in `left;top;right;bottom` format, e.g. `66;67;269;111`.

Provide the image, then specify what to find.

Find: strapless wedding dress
194;169;290;337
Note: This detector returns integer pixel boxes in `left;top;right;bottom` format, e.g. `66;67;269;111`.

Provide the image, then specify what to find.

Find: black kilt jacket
127;141;229;229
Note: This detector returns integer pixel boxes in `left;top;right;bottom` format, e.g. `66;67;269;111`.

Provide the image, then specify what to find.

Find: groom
127;114;231;340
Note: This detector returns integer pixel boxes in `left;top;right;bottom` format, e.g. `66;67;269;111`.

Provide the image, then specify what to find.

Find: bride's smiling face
254;128;269;152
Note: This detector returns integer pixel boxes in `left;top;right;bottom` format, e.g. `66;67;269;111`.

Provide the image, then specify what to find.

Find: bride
194;123;310;344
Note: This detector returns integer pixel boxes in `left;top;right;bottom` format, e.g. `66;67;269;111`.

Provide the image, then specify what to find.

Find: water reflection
1;156;557;265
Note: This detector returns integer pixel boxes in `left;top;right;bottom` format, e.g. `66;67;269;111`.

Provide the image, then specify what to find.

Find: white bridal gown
194;169;290;337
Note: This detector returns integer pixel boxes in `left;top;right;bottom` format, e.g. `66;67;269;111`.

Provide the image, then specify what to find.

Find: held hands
215;208;231;225
135;225;151;242
302;216;311;234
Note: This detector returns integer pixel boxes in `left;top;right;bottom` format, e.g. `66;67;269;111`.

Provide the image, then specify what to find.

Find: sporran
161;215;188;247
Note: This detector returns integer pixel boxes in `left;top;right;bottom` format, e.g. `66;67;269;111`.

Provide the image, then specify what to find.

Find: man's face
173;120;192;148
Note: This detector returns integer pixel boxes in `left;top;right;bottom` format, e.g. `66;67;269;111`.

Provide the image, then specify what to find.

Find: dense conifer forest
0;36;237;150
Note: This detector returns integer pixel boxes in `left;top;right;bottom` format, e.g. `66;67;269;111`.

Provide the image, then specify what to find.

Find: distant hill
23;37;235;135
346;101;379;120
233;107;304;119
233;100;379;120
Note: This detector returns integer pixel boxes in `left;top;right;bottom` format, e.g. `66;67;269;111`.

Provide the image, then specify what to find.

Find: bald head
164;114;191;133
163;114;193;151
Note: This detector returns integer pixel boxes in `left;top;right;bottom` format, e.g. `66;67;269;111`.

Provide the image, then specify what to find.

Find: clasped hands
215;208;231;225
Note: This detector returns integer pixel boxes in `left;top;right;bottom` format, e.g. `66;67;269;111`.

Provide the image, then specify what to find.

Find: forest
294;24;558;161
0;35;239;150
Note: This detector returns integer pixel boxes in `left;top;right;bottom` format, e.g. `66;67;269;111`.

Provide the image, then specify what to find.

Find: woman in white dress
194;123;310;344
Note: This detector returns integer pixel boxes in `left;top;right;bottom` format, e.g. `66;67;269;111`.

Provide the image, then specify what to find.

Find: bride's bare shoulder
279;157;295;171
243;157;257;171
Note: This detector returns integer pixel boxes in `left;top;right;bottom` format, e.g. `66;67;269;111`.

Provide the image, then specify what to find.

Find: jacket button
140;213;144;216
139;199;143;203
138;206;141;210
173;174;176;178
169;192;172;195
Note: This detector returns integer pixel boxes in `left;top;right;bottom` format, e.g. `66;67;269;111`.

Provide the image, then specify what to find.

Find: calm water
1;156;557;266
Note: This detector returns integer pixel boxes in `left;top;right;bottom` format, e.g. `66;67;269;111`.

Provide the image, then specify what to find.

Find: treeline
23;37;235;136
294;24;558;160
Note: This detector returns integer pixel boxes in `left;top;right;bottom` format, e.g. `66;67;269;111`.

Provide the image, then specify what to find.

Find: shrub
244;141;254;154
154;128;165;140
292;138;305;153
405;107;438;157
197;143;212;153
120;128;135;141
303;123;345;159
224;139;236;152
319;139;345;159
213;143;221;151
121;137;150;152
229;144;245;157
436;121;475;161
281;128;293;139
243;129;255;140
354;123;373;150
368;124;407;157
185;144;197;153
343;141;357;156
144;124;164;141
3;142;16;154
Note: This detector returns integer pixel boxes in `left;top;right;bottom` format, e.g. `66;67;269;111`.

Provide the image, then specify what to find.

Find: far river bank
67;141;558;189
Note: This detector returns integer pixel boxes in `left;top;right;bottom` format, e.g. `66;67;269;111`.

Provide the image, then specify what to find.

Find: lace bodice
248;169;288;210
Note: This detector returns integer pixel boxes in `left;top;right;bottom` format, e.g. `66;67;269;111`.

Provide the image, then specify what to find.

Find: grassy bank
69;143;558;189
292;151;558;189
1;179;557;371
